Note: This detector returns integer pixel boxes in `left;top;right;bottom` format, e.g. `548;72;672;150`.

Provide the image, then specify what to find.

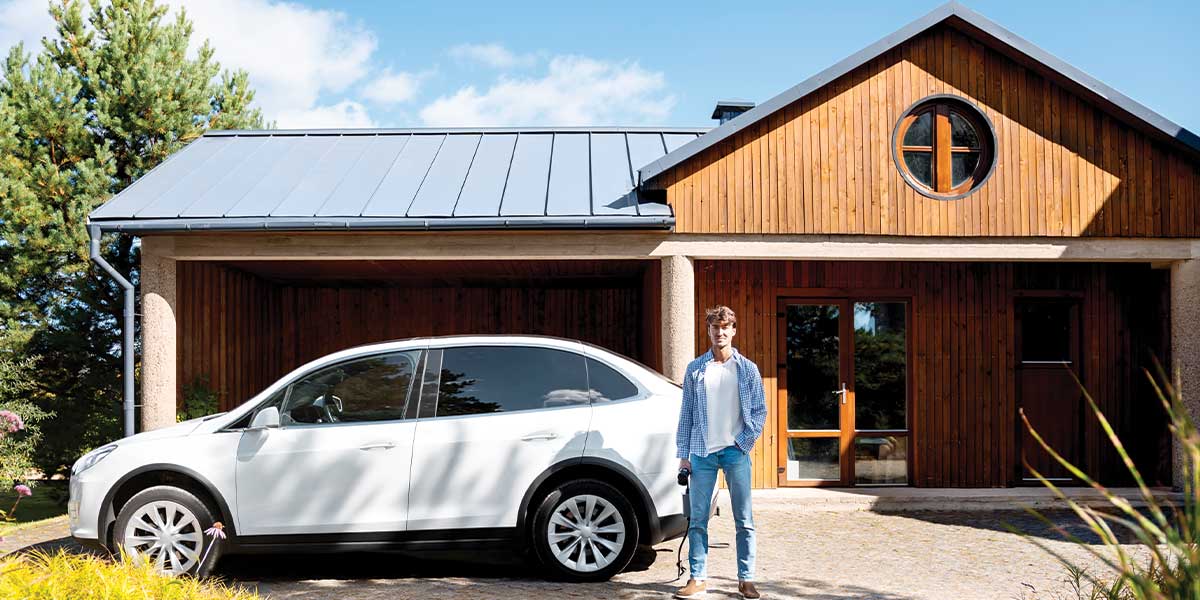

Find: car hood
115;418;207;445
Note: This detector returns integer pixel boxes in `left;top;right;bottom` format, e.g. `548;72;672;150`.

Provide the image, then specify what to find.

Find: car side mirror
249;406;280;430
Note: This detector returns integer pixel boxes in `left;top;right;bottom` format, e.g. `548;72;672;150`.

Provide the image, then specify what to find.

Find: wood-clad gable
661;24;1200;237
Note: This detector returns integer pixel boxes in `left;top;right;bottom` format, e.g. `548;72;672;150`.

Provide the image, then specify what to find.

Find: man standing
674;306;766;599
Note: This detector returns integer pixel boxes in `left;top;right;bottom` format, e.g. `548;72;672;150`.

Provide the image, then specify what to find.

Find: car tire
113;485;222;577
531;478;640;582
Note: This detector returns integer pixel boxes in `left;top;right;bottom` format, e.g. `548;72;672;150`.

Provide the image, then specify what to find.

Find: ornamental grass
0;550;259;600
1017;366;1200;599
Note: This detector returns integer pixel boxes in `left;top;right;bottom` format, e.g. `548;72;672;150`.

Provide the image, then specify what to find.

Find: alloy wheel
121;499;204;575
545;493;627;573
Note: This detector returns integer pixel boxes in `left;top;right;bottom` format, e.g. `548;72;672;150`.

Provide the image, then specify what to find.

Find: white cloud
0;0;380;127
420;55;674;127
274;100;375;129
170;0;377;127
0;0;56;58
449;43;536;69
361;69;420;105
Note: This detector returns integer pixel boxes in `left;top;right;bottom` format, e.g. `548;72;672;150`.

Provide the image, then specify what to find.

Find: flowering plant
195;521;226;572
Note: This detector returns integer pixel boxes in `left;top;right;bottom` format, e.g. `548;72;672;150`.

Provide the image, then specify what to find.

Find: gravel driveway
6;499;1143;600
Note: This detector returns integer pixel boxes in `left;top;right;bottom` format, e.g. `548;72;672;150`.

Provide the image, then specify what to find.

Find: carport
175;258;660;411
90;127;704;427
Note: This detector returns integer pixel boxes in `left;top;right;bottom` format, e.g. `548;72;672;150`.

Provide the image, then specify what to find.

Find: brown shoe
738;580;761;599
675;579;707;598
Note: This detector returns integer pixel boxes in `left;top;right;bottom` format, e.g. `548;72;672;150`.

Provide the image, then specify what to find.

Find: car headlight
72;444;118;475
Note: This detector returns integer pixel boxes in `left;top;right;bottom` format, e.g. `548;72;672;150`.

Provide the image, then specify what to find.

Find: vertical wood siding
178;262;647;413
695;260;1170;488
664;25;1200;237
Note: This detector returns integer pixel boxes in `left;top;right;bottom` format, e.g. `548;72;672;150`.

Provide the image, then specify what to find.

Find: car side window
280;351;421;426
433;346;589;417
585;358;640;402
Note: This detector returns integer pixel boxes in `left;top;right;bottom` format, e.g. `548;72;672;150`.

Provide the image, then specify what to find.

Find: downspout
88;224;136;438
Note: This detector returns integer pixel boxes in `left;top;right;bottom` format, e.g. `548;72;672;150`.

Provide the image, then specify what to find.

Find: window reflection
854;302;907;431
436;346;590;417
785;304;840;430
282;352;419;425
855;436;908;485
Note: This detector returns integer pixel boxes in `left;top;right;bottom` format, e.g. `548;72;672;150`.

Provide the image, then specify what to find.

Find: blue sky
1;0;1196;133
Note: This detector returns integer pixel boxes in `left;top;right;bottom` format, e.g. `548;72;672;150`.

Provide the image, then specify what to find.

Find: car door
406;343;593;531
234;349;423;536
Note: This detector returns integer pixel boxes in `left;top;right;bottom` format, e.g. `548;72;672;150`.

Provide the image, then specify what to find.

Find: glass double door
778;298;910;487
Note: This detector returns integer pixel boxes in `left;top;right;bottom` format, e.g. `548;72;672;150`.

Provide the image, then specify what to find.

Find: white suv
69;335;686;581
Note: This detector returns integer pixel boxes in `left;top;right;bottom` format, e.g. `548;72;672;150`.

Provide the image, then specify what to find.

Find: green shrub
0;550;260;599
0;351;51;486
180;376;221;422
1017;367;1199;599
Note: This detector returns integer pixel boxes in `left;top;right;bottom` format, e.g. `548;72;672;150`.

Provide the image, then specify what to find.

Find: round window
892;95;995;199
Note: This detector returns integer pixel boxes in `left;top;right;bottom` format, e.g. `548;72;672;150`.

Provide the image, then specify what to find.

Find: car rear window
585;358;640;402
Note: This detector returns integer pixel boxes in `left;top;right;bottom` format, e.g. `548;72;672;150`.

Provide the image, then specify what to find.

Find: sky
0;0;1196;134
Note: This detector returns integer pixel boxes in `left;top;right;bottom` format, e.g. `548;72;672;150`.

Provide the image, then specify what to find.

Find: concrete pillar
1172;256;1200;489
140;236;178;431
661;255;695;383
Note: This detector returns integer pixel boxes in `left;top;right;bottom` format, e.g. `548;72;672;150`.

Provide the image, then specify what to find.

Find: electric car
69;335;687;581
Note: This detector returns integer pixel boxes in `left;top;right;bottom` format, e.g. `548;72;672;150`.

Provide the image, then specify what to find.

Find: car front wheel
113;485;221;577
531;479;639;582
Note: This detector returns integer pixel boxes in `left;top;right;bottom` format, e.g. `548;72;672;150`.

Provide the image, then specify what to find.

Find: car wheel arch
100;464;235;548
517;457;659;547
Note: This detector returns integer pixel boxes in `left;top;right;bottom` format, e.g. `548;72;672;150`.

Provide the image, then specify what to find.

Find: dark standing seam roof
637;0;1200;185
88;127;707;232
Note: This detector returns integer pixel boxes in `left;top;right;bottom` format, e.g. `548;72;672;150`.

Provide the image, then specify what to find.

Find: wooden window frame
892;95;996;200
775;296;915;488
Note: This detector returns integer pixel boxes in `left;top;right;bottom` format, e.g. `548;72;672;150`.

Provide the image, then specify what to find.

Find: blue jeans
687;445;755;581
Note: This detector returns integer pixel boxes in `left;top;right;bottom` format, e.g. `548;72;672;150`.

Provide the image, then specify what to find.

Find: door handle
359;442;397;451
521;433;560;442
832;382;848;405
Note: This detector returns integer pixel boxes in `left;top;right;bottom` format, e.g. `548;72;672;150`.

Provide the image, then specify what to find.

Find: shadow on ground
216;545;922;600
880;508;1159;545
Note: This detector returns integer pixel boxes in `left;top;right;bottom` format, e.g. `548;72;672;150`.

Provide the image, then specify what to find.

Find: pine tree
0;0;265;472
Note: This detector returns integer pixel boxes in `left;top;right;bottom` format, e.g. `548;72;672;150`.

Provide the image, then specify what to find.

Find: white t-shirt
704;358;743;454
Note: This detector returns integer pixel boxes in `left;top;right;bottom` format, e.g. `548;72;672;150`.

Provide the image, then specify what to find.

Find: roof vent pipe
711;99;755;124
89;224;136;438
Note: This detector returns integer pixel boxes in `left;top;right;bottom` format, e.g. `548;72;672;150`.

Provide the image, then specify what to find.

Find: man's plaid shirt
675;347;768;459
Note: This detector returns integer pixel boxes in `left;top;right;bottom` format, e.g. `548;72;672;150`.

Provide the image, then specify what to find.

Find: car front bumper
67;473;107;544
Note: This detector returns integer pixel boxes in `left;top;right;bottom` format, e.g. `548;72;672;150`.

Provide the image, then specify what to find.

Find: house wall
661;24;1200;237
176;261;649;412
695;260;1171;488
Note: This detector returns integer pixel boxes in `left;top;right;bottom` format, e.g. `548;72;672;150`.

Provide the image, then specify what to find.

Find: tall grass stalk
1015;366;1199;599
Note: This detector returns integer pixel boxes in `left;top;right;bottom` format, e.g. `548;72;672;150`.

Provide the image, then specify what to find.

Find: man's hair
705;305;737;328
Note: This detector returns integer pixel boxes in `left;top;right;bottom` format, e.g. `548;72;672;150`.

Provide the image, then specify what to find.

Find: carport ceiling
218;259;650;287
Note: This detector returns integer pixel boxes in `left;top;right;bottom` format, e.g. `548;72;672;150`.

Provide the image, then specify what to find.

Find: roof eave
86;215;676;234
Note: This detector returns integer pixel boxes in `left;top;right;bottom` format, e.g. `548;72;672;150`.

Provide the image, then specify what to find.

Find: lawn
0;481;67;534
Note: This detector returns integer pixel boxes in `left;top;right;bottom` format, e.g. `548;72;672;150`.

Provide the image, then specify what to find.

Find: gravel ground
3;504;1144;600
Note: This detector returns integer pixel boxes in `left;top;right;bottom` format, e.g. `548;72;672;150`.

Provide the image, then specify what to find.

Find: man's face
708;320;736;350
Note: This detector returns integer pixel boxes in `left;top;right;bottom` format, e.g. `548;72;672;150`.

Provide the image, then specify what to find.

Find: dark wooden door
1016;298;1083;484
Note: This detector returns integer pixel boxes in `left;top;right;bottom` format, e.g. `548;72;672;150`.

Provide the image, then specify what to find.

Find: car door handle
359;442;397;451
521;433;559;442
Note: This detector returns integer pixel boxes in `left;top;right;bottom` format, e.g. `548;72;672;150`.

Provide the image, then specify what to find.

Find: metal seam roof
637;1;1200;185
89;127;708;231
